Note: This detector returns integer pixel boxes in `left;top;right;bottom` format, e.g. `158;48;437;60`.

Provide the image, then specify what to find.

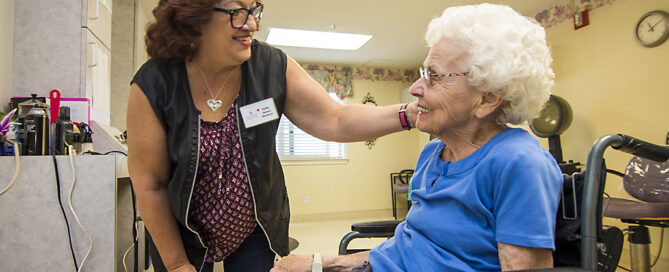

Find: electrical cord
66;145;94;272
0;140;20;196
104;150;128;156
122;242;136;272
52;153;79;271
82;150;127;156
602;192;611;216
606;168;625;177
130;180;138;272
122;220;140;272
650;228;664;267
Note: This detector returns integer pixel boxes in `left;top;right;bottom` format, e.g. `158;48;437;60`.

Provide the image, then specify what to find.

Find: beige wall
283;79;426;218
0;0;15;112
547;0;669;268
135;0;153;73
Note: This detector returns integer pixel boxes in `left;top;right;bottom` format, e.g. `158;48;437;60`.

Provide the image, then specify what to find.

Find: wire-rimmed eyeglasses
419;67;469;87
213;3;264;29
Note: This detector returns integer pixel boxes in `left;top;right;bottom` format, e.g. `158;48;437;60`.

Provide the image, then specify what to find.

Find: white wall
0;0;15;112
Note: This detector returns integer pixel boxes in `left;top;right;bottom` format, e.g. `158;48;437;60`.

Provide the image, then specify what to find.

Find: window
275;93;347;161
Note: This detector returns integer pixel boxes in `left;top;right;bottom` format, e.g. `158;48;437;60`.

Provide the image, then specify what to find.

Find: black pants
149;226;275;272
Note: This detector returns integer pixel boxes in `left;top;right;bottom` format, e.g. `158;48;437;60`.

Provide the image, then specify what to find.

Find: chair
390;169;413;220
338;169;412;255
338;134;669;272
602;155;669;271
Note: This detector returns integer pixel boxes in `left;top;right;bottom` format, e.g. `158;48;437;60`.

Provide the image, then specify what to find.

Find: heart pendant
206;99;222;112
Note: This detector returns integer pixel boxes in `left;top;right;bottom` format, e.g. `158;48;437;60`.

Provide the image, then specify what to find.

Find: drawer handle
89;0;99;20
88;41;98;68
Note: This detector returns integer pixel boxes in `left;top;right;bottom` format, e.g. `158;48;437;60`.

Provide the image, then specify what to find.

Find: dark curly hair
145;0;222;62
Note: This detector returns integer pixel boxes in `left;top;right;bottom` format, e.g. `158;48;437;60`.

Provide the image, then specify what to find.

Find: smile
233;36;252;41
418;106;431;113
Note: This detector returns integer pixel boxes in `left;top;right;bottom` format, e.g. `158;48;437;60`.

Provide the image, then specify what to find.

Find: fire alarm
574;10;590;30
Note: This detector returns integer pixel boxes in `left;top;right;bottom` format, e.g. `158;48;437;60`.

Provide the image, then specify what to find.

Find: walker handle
612;134;669;162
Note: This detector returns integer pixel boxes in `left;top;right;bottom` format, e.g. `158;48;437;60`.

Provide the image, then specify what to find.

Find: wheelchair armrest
351;220;402;233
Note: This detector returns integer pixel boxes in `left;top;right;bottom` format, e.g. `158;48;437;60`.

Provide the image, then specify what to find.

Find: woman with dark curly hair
126;1;418;272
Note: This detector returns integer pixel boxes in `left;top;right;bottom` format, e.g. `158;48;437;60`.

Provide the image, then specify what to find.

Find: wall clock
635;10;669;48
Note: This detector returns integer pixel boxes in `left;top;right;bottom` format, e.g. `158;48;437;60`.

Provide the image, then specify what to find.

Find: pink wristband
399;104;411;130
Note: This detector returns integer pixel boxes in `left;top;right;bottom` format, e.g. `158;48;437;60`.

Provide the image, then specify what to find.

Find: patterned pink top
189;103;257;262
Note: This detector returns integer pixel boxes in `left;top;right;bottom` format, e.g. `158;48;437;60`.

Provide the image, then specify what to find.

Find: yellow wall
0;0;15;112
547;0;669;269
282;79;426;218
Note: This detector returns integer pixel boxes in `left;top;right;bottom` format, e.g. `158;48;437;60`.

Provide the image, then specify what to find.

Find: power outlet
303;195;311;205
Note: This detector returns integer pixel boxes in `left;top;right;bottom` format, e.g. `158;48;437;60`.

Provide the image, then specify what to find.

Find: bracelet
312;253;323;272
398;104;412;130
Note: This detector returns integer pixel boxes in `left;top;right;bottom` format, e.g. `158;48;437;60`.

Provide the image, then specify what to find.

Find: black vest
132;40;290;267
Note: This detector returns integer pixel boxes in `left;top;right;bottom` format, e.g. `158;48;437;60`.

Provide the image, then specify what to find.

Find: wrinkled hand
271;254;313;272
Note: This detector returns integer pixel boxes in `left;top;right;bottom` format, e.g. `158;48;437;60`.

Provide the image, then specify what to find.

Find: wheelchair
339;134;669;271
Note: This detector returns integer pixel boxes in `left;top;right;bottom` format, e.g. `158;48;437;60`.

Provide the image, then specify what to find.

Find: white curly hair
425;3;555;125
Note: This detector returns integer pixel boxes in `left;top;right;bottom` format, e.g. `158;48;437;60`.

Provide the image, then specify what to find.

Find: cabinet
0;155;135;271
13;0;113;125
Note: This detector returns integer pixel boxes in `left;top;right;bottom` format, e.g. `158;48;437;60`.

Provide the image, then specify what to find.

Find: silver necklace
197;63;233;112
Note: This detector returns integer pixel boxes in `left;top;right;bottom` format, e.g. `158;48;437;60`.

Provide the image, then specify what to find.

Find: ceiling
140;0;570;69
255;0;569;69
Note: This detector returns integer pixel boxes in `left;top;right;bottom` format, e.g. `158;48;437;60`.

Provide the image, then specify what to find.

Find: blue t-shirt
369;128;562;272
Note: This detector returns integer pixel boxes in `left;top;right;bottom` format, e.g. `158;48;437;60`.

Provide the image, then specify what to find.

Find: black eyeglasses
213;3;264;29
419;67;469;87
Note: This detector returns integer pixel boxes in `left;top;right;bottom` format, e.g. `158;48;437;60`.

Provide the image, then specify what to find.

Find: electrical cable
130;179;138;272
122;220;140;272
122;242;136;272
82;150;127;156
602;192;611;216
606;168;625;177
66;145;94;272
52;153;79;271
103;150;128;156
0;141;20;196
650;228;664;267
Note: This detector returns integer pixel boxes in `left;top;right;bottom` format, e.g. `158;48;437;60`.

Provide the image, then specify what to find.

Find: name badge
239;98;280;128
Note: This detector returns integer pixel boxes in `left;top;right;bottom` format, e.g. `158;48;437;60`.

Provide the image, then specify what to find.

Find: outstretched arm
283;56;417;142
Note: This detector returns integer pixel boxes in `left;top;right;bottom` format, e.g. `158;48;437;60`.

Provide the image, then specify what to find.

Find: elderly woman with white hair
272;3;562;272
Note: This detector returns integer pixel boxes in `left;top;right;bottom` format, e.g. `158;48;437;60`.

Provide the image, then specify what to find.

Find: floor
287;215;393;257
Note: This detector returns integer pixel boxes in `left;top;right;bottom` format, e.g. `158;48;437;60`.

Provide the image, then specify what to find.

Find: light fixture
265;27;373;50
